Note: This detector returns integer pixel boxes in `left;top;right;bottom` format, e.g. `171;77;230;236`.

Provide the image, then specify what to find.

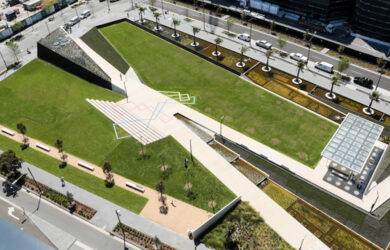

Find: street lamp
375;60;387;91
202;0;205;30
219;115;224;136
0;50;7;69
249;18;254;47
115;210;128;250
306;31;317;63
106;0;111;12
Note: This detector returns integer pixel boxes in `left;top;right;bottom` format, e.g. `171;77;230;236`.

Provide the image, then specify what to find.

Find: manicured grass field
0;59;235;212
0;134;148;214
98;22;338;167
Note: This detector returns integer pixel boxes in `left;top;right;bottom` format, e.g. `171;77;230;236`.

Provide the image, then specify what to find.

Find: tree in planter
270;20;275;33
66;191;76;211
364;90;381;115
154;12;161;31
375;57;386;91
337;56;350;79
264;50;273;71
303;29;309;43
293;61;305;84
213;37;223;57
237;46;249;68
155;180;166;210
216;4;222;17
277;36;286;55
241;10;247;24
54;139;67;168
0;150;23;182
326;75;339;100
153;236;162;250
16;123;29;148
6;41;20;63
139;7;146;24
337;45;344;57
226;18;234;34
149;0;156;7
191;26;200;47
172;18;181;38
103;161;115;187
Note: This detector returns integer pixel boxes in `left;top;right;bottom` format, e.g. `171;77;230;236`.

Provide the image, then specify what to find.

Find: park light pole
306;31;317;63
45;22;50;34
219;115;224;136
106;0;110;12
0;50;7;69
375;59;387;91
249;18;254;47
115;209;128;250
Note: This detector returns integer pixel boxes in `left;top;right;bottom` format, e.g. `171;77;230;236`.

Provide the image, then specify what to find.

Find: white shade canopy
321;113;383;174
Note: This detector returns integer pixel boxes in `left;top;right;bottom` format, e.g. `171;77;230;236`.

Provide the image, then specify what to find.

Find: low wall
37;43;112;90
190;195;241;240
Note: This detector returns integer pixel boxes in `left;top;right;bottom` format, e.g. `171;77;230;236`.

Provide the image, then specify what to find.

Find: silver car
255;40;272;49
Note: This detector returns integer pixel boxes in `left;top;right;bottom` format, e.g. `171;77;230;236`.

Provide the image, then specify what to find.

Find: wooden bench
77;161;95;171
1;128;15;136
126;182;145;193
36;143;51;152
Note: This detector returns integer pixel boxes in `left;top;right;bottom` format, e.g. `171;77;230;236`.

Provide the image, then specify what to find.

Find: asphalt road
155;1;390;92
0;195;55;248
0;182;126;250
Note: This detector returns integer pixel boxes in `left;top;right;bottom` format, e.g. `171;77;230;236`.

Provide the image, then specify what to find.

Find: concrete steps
86;99;165;145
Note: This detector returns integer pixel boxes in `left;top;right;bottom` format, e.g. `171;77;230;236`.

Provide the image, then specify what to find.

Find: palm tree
238;46;248;67
327;75;339;99
16;123;28;146
294;61;305;84
375;57;386;91
277;37;286;53
213;37;222;57
192;26;200;46
172;18;181;38
155;180;165;203
264;50;273;71
139;7;146;24
364;90;381;115
338;56;350;74
154;12;161;31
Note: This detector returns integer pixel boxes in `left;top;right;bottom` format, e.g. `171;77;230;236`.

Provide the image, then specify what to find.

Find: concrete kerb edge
215;135;385;249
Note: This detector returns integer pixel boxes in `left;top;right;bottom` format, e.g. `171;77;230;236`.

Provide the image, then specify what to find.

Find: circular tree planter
363;107;374;115
325;92;336;100
212;51;221;57
236;62;245;68
171;33;180;38
292;78;302;85
190;42;199;47
153;27;163;32
262;66;271;72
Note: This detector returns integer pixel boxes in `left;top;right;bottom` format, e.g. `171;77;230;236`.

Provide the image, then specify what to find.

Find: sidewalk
138;7;390;115
12;156;203;250
0;125;212;236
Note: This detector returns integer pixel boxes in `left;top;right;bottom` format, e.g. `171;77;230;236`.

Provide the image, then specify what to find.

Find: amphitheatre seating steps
86;99;165;145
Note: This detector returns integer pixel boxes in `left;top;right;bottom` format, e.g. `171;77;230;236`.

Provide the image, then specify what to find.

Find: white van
315;61;334;73
81;10;91;19
68;16;80;26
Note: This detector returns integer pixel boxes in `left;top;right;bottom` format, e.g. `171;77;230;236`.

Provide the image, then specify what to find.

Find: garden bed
113;223;176;250
23;176;97;220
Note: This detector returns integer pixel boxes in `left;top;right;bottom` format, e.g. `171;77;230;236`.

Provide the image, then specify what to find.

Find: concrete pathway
0;126;212;236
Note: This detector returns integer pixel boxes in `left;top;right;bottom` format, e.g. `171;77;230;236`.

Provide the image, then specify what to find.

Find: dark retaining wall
37;42;112;90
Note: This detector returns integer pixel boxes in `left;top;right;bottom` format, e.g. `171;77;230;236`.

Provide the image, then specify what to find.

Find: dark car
353;77;373;89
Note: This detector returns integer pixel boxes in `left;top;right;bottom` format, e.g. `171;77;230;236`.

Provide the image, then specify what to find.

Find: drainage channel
175;113;382;250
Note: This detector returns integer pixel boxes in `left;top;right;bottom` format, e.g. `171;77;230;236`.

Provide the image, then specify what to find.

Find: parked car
68;16;80;26
314;61;334;73
354;77;373;89
290;53;308;63
255;40;272;49
238;33;250;42
80;10;91;19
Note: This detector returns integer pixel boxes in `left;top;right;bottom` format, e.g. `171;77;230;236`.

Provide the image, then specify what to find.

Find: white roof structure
321;113;383;174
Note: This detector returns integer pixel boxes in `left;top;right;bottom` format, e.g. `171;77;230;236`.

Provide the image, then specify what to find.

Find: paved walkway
0;126;212;236
6;154;203;250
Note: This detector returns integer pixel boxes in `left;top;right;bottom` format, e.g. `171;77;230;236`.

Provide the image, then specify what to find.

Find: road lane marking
8;207;19;220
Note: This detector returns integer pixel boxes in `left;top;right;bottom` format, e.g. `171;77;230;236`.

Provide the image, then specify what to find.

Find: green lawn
0;134;148;214
0;59;235;212
98;22;338;167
